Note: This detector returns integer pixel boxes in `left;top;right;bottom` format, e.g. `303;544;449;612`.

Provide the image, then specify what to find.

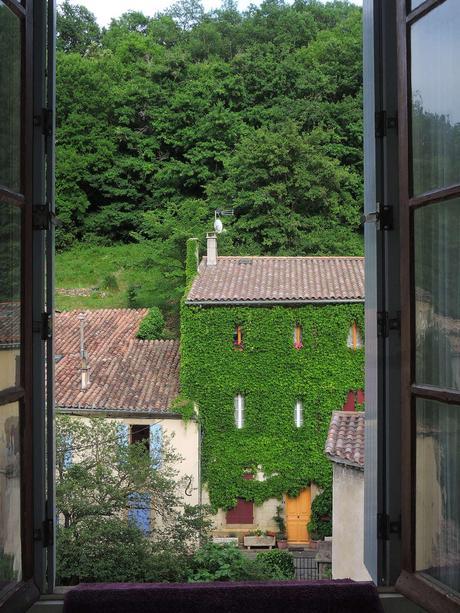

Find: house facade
54;309;200;530
325;410;370;581
180;236;365;543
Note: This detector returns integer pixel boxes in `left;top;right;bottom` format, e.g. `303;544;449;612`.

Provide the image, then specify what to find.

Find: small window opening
233;324;243;349
294;323;303;349
234;394;245;429
347;321;363;350
294;400;303;428
130;424;150;452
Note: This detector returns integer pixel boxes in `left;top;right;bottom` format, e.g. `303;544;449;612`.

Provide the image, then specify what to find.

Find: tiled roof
186;257;364;304
55;309;179;415
325;411;365;469
0;302;20;347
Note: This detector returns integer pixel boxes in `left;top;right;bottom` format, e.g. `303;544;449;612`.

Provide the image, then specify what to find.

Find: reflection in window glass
415;199;460;390
0;203;21;390
0;3;21;192
416;399;460;594
0;402;21;586
411;2;460;195
411;0;425;9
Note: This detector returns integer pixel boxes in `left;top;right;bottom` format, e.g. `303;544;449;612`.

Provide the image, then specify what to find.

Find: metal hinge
33;204;61;231
377;311;401;338
363;203;393;231
33;108;53;137
33;518;54;547
375;111;398;138
378;513;401;541
33;312;53;340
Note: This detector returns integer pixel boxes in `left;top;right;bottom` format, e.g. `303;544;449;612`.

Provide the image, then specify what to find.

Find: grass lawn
56;241;164;312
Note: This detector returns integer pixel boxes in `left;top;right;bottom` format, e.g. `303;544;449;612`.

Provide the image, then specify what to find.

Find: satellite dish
214;218;224;233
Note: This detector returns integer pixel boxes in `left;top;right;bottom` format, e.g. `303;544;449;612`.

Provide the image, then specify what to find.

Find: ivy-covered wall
180;297;364;511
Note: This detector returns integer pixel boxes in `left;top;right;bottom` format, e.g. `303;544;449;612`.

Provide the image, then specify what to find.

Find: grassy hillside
56;241;164;313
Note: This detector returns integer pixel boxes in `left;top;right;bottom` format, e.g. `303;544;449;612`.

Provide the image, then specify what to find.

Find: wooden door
286;488;311;544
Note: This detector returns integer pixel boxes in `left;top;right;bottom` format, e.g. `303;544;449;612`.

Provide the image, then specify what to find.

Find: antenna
214;208;234;233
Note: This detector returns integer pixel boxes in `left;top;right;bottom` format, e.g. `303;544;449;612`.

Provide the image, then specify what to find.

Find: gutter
56;406;186;420
185;299;365;306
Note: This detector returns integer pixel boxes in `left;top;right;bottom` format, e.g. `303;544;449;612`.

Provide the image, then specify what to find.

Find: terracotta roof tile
0;302;20;347
187;257;364;304
325;411;365;469
55;309;179;414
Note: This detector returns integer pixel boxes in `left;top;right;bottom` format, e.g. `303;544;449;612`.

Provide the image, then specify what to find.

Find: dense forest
55;0;363;318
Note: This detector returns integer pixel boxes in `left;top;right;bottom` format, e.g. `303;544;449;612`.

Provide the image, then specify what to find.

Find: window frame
396;0;460;610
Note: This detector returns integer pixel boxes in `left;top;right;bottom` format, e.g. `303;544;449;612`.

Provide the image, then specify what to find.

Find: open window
233;324;243;350
347;321;363;350
294;323;303;349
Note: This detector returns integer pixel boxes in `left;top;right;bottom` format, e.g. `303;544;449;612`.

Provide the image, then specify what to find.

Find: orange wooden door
285;488;311;543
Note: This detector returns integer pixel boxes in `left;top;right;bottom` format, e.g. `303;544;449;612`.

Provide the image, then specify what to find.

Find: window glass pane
415;199;460;390
411;0;425;9
416;398;460;595
0;3;21;192
411;2;460;195
0;203;21;390
0;402;22;588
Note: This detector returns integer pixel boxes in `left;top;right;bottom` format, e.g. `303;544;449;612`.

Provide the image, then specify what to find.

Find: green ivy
180;244;364;511
307;486;332;540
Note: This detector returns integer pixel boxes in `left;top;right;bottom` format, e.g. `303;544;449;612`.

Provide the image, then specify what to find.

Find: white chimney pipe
207;232;217;266
78;313;90;390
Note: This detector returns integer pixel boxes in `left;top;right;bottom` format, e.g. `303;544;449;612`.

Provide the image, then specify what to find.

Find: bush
187;543;285;582
137;307;165;340
99;273;119;291
256;550;295;579
307;487;332;540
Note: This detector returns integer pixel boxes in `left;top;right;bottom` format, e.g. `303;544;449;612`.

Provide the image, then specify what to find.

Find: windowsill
28;588;428;613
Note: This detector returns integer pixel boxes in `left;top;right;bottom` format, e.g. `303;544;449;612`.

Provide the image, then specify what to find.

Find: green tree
57;1;101;54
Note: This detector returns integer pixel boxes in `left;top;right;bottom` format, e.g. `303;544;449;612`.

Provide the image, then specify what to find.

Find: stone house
325;410;371;581
54;308;200;530
180;235;365;544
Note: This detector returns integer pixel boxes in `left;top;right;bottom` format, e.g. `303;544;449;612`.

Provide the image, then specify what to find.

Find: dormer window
294;323;303;349
347;321;363;350
233;324;243;350
294;400;303;428
234;394;245;429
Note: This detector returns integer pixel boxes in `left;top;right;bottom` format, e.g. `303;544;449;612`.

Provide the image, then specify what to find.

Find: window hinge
363;202;393;231
375;110;398;138
33;312;52;340
33;204;61;231
33;518;54;547
377;311;401;338
378;513;401;541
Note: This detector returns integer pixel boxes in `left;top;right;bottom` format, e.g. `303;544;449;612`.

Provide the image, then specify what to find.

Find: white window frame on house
294;400;303;428
234;394;244;429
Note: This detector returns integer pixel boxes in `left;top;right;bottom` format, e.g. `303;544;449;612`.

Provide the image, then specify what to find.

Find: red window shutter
356;389;365;405
343;390;356;412
226;498;254;524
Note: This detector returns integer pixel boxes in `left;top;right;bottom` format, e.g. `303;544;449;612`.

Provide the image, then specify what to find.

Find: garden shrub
137;307;165;340
307;487;332;540
256;550;295;579
187;543;285;582
100;273;118;291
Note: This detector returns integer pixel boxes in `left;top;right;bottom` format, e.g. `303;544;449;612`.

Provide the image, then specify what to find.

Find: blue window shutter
63;433;72;469
128;492;151;533
150;423;163;468
118;423;129;446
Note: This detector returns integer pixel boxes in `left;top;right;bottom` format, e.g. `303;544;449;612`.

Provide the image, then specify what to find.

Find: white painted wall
332;463;372;581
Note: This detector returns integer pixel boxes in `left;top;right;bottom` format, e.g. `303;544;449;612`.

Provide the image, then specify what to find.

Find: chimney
207;233;217;266
78;312;90;390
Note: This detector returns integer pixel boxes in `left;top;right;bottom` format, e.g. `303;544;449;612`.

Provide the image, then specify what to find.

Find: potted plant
273;505;288;549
